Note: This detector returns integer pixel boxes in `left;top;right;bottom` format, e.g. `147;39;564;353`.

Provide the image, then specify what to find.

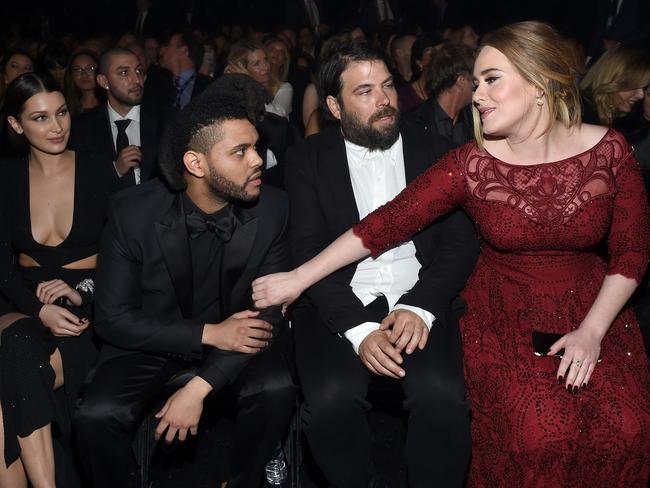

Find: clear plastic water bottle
265;448;288;486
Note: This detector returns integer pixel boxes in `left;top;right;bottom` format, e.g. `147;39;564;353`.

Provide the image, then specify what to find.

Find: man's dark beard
113;89;143;107
206;162;257;204
339;105;400;151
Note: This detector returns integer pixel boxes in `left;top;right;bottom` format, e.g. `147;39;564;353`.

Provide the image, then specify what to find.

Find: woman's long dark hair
2;72;62;157
64;50;103;116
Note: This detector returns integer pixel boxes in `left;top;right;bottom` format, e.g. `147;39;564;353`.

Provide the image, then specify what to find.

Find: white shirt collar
344;133;402;166
107;103;141;124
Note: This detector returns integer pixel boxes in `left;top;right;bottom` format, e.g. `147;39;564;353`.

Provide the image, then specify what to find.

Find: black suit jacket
69;104;159;190
142;67;213;127
285;124;479;334
405;100;474;149
94;180;289;391
257;112;302;190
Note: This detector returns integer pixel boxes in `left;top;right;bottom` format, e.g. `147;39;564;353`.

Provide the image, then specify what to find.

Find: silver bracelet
75;278;95;306
75;278;94;294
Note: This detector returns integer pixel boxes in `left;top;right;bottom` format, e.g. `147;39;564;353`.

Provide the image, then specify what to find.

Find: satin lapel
220;205;258;315
154;195;193;318
401;127;430;184
401;127;435;252
320;130;360;231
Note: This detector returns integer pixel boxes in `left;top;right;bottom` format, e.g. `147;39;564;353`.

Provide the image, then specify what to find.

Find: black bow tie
186;211;236;242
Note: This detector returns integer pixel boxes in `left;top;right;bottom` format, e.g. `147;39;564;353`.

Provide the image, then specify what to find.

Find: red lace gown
354;129;650;486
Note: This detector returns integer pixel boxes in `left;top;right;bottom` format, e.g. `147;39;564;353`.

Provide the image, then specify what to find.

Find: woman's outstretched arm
252;150;469;309
251;228;369;309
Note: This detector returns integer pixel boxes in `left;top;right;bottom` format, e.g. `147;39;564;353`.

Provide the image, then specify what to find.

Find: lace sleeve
607;144;650;282
353;150;468;257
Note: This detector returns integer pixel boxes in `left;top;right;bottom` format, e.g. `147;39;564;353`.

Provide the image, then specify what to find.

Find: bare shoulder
573;123;610;151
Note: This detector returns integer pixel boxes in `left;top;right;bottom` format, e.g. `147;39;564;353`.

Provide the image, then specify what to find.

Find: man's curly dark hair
158;74;273;191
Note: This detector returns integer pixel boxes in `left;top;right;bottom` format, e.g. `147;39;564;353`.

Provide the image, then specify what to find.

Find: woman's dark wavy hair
158;73;271;192
2;72;62;156
1;49;35;77
64;49;104;116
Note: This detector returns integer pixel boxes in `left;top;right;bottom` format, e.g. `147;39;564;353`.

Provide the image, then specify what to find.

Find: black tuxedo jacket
142;67;213;127
257;112;301;190
69;103;159;190
405;100;474;148
93;180;289;391
285;124;479;334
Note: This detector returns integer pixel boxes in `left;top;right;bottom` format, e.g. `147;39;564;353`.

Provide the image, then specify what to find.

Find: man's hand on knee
359;330;405;379
380;310;429;354
154;376;212;444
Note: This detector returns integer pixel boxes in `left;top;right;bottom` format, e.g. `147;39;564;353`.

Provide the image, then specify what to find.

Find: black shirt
406;98;474;148
182;194;233;323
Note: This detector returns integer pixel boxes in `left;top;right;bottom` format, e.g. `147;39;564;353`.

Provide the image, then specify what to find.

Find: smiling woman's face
472;46;539;138
8;91;70;155
613;86;645;114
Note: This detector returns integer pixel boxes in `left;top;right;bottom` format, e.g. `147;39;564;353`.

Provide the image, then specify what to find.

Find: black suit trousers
75;335;296;488
293;305;470;488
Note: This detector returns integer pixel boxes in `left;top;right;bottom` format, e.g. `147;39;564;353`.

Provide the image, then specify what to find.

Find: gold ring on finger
574;360;582;367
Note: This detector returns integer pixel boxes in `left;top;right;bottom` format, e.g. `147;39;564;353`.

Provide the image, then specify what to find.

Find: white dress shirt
108;103;141;184
265;82;293;119
343;135;435;353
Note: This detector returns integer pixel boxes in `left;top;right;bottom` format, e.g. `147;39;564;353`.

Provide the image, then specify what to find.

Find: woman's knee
1;317;41;346
0;313;29;336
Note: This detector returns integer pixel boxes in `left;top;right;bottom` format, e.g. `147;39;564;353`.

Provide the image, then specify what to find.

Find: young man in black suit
283;42;479;487
69;48;158;189
75;85;295;488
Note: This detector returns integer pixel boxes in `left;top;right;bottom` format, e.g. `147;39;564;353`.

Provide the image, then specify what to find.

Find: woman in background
64;50;103;116
581;45;650;127
38;43;69;90
226;40;293;119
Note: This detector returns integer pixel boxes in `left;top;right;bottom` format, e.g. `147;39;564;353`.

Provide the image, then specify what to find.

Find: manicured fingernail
399;370;405;377
557;376;563;385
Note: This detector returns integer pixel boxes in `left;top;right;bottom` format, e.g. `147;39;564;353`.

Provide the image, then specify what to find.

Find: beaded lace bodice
464;138;618;226
356;129;650;282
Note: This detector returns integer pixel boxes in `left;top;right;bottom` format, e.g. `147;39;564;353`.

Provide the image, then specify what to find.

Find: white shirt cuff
112;161;141;184
392;304;435;330
344;322;381;355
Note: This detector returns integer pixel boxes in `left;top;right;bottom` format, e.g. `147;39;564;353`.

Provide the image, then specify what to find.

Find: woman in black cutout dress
0;73;116;487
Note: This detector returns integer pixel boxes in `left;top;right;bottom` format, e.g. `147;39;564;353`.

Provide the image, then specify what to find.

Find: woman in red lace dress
252;21;650;486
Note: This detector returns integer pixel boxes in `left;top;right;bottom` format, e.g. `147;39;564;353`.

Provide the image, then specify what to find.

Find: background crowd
0;0;650;487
